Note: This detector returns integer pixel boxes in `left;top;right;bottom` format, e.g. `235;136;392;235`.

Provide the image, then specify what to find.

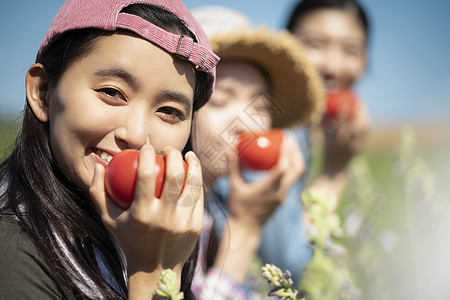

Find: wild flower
261;263;302;300
154;269;184;300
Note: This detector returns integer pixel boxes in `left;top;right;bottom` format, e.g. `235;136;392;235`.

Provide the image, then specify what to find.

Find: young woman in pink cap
0;0;218;299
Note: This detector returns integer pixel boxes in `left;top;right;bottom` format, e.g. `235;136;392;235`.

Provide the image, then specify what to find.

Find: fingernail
163;145;174;153
141;144;154;151
184;151;196;160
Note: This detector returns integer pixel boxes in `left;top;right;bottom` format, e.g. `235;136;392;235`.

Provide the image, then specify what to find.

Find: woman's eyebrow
160;90;193;116
93;68;139;89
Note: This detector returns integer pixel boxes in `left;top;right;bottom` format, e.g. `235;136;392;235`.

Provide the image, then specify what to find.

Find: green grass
342;129;448;300
0;119;20;163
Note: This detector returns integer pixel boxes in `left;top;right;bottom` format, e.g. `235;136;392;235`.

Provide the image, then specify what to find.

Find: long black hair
0;4;208;299
285;0;370;44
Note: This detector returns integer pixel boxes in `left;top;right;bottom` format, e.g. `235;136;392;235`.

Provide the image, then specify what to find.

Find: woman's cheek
197;108;223;138
302;47;325;69
150;121;192;152
192;109;225;156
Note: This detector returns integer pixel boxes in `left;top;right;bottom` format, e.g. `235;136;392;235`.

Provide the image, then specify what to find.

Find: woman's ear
26;63;50;122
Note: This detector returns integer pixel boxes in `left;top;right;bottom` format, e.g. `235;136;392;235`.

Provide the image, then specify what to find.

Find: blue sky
1;0;449;128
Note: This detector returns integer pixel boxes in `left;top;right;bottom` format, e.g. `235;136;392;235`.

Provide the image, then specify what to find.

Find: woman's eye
97;88;126;103
303;39;326;50
157;107;185;123
344;45;364;57
208;96;227;108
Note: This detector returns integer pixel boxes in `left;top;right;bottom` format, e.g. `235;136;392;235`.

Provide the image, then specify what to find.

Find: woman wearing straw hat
190;6;324;299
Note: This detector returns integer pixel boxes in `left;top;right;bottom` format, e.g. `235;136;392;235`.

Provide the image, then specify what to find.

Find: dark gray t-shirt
0;217;64;299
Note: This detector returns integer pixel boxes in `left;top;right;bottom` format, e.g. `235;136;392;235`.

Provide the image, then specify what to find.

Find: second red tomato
237;129;284;170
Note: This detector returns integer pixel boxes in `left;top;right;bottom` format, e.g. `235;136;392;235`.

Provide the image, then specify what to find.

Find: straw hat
192;6;324;128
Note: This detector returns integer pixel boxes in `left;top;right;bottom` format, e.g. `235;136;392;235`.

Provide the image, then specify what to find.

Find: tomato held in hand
105;149;186;210
237;129;284;170
325;89;359;120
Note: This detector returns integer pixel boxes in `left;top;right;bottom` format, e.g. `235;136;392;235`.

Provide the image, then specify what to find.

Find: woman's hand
322;100;370;172
309;101;370;213
89;144;204;299
213;135;305;283
227;135;306;232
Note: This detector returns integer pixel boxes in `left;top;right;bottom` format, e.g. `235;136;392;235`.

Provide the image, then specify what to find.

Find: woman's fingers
89;163;124;227
183;151;204;229
336;102;370;153
128;144;157;222
161;146;186;205
229;154;245;189
249;135;303;194
280;134;305;176
89;163;108;214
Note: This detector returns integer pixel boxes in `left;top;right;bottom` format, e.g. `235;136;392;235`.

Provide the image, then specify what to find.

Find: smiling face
44;32;196;192
292;8;367;92
193;61;271;183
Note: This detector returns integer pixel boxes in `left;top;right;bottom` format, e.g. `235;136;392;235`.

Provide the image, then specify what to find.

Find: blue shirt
206;126;313;285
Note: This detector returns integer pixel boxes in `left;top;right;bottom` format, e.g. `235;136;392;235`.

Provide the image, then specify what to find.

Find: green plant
297;126;447;300
154;269;184;300
261;263;301;300
299;187;357;300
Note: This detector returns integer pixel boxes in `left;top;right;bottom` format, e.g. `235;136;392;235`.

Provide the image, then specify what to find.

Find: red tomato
325;89;359;120
153;155;166;199
105;149;186;210
104;149;139;210
237;129;284;170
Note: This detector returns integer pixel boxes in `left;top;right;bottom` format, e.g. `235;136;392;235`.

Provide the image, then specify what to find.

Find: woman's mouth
96;149;114;163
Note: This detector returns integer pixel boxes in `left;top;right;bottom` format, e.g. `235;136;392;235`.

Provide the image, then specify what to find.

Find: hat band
116;13;219;72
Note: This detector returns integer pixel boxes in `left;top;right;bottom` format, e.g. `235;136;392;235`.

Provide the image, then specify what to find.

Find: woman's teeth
99;151;113;163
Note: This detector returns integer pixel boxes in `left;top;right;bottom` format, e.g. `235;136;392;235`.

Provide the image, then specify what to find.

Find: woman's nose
243;99;272;130
322;47;345;78
115;107;148;149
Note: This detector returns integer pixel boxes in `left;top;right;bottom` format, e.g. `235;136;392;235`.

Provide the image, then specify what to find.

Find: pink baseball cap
36;0;219;107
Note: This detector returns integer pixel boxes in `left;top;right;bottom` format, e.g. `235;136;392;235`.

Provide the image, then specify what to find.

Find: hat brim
210;27;324;128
